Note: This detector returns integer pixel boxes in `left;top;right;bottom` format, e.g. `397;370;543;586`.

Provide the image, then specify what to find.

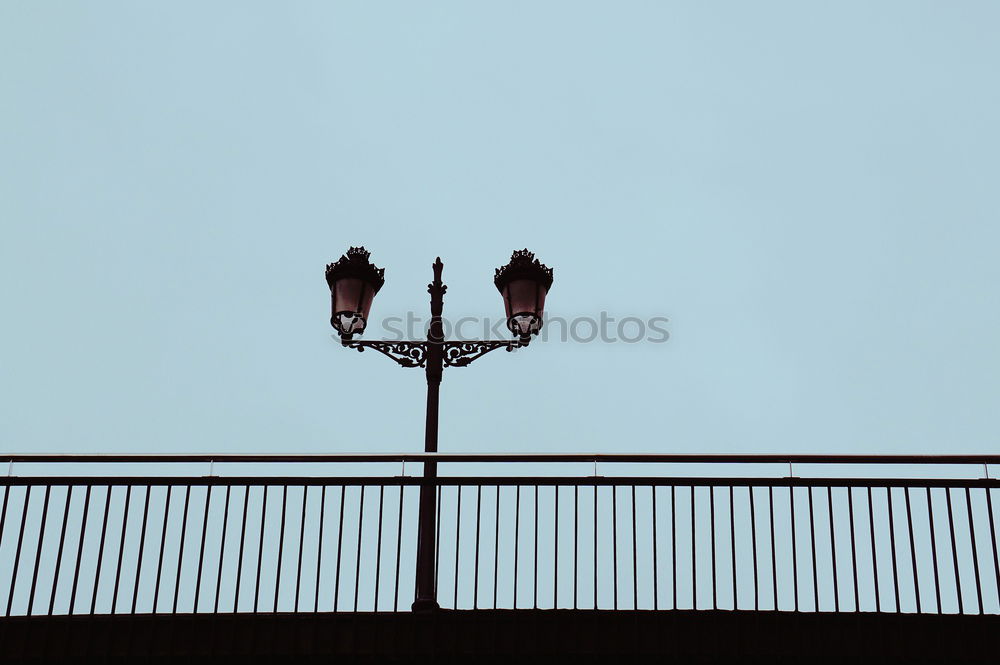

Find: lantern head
325;247;385;341
494;249;553;342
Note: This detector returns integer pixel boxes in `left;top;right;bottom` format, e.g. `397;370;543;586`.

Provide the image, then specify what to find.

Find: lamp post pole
327;248;553;611
413;259;445;611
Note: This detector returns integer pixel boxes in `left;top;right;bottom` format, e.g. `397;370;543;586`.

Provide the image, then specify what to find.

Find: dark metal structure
3;454;999;617
325;249;553;610
3;454;1000;663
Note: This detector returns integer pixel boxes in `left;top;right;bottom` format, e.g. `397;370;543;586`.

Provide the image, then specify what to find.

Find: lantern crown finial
493;248;553;293
326;246;385;294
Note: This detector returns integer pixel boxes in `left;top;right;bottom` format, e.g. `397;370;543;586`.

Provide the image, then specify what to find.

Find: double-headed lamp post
325;247;554;611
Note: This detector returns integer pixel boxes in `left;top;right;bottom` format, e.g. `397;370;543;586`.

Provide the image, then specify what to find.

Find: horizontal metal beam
4;453;1000;464
2;475;999;488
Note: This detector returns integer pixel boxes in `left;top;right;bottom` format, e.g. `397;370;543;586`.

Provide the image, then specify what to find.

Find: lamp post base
411;598;441;612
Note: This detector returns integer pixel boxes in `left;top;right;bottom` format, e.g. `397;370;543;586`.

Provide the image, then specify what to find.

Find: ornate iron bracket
343;339;526;369
442;340;525;367
344;340;428;368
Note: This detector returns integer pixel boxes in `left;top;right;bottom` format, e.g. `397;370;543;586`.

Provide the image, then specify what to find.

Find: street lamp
325;247;553;610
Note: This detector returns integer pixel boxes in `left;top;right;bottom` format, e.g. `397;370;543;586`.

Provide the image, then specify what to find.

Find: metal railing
1;454;999;616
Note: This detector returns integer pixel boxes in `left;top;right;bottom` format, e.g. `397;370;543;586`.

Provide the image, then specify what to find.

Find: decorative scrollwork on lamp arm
342;339;526;369
442;340;526;367
344;340;428;368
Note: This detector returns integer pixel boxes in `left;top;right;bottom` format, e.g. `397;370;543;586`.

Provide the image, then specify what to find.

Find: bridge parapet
2;454;998;617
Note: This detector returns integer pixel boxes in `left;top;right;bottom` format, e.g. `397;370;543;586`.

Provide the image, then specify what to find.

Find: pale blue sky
2;1;999;456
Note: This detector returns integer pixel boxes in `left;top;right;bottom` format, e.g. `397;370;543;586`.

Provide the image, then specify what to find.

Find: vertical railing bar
373;485;384;612
295;486;308;612
316;486;327;613
9;486;34;616
573;485;578;610
92;485;113;614
434;485;441;598
493;485;500;610
252;485;266;614
0;486;8;561
768;487;777;611
214;485;231;614
194;485;213;613
554;485;559;609
671;485;677;610
454;486;462;610
652;486;658;611
730;485;737;610
48;486;73;616
353;485;365;612
612;484;618;610
515;485;521;609
827;486;839;613
233;485;249;613
0;487;9;613
848;488;859;611
632;485;638;610
593;484;597;609
710;485;717;610
749;486;758;611
691;486;696;610
393;485;403;613
985;488;1000;614
867;486;880;613
964;488;983;615
474;485;481;610
129;486;152;615
904;487;921;613
944;487;964;614
68;485;92;614
790;487;798;612
274;485;289;613
153;486;172;614
27;486;52;616
333;485;345;612
926;487;942;613
808;487;818;612
87;485;112;614
887;488;901;612
174;485;191;615
533;485;539;609
434;485;441;599
109;485;129;615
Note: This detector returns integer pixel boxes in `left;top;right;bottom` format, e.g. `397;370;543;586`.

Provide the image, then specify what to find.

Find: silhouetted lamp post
325;247;553;611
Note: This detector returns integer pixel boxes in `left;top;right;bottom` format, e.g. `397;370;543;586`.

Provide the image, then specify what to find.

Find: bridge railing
1;454;998;616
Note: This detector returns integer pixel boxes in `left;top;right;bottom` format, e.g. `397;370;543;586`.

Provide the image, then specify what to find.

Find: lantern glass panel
333;277;363;314
331;277;376;336
503;278;545;317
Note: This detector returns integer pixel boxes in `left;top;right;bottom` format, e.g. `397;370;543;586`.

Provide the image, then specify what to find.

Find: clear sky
2;1;999;456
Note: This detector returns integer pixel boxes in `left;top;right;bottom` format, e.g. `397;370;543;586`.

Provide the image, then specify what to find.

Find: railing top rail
3;453;999;464
2;475;999;488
